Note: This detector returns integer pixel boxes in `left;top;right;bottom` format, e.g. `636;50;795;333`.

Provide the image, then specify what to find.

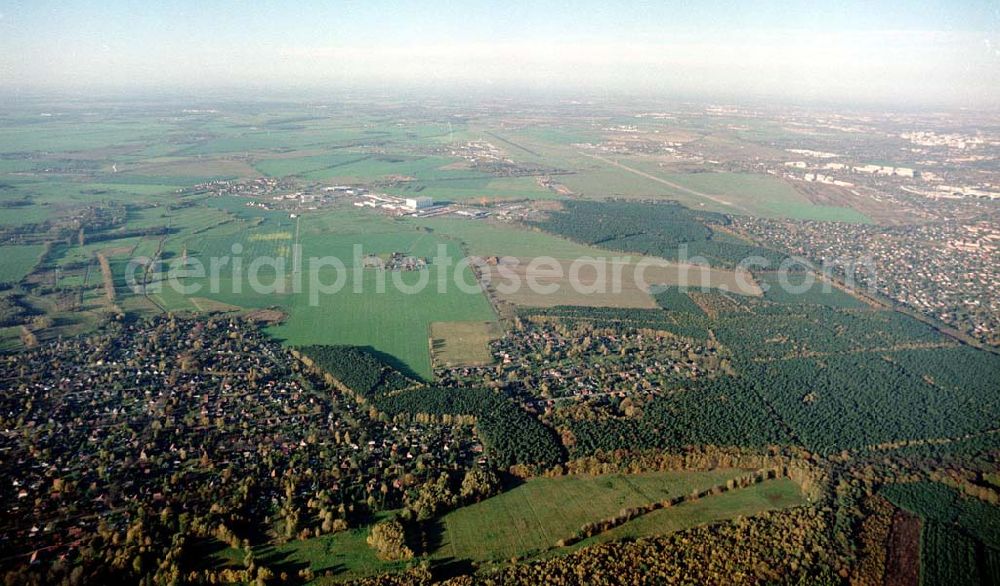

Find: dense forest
558;376;788;457
519;305;711;341
296;344;416;397
532;200;790;267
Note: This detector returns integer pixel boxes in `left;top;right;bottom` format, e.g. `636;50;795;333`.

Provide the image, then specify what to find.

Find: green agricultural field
0;202;51;226
7;179;182;208
137;213;495;378
407;218;619;259
0;118;177;153
0;244;46;283
0;326;23;351
254;153;371;178
301;154;461;182
432;469;747;562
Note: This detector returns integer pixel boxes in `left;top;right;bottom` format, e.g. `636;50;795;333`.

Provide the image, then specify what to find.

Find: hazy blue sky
1;1;997;106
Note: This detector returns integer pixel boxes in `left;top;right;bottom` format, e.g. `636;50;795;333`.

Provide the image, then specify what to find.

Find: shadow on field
257;545;314;579
417;518;445;556
357;345;425;382
432;556;476;581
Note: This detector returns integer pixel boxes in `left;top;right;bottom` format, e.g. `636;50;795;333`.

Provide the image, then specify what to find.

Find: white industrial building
404;197;433;210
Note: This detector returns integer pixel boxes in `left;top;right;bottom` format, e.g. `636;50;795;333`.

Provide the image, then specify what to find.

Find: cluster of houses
361;252;429;272
436;319;725;403
736;216;1000;345
0;315;481;564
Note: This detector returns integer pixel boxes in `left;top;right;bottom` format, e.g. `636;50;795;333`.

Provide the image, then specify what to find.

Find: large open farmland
407;217;625;259
135;213;497;378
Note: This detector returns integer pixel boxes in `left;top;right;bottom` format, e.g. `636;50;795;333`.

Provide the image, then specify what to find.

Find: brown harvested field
430;321;501;367
884;510;921;586
243;308;287;324
487;257;760;309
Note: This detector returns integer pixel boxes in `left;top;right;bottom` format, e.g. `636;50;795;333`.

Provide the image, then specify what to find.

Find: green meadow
432;470;748;562
0;244;46;283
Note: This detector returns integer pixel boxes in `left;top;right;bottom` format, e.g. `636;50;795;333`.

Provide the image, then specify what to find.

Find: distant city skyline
1;0;998;107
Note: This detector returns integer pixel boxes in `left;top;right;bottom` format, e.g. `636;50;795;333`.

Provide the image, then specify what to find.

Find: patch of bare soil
243;308;287;324
884;510;921;586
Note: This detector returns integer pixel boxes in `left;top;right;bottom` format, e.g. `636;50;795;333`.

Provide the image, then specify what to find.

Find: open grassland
647;170;871;223
0;201;52;226
406;218;761;308
432;470;747;562
254;152;370;177
0;117;178;153
264;523;411;584
385;175;555;201
265;263;494;379
115;156;259;182
0;244;46;283
564;158;871;223
301;154;459;182
585;478;805;546
489;126;871;222
430;320;501;367
247;473;803;581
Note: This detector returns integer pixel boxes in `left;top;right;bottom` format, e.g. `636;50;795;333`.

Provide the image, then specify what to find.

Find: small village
435;318;728;402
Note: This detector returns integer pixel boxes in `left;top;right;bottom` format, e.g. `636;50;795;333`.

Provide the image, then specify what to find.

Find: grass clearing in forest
585;478;806;546
432;470;748;562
